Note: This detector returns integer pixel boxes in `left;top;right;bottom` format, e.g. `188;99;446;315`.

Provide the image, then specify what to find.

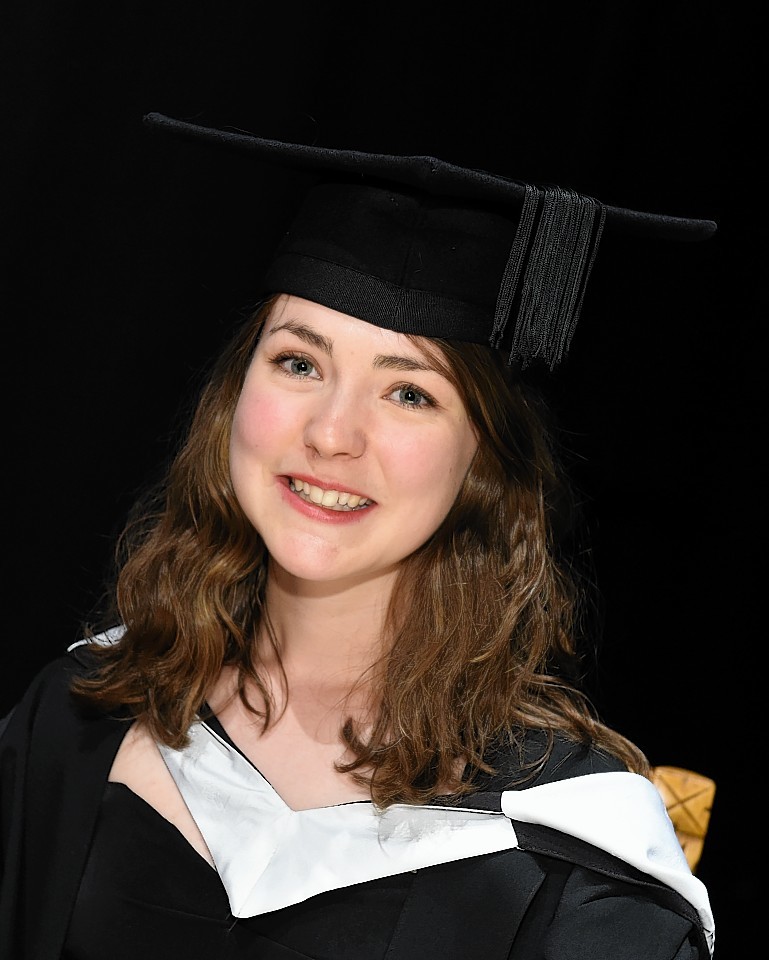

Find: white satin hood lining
158;722;518;918
158;723;714;955
501;773;714;955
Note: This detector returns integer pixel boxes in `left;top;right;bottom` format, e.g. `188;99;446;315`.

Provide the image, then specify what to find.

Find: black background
2;1;759;954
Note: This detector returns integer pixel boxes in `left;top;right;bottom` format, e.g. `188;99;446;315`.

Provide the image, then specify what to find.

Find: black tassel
489;183;540;350
490;185;606;369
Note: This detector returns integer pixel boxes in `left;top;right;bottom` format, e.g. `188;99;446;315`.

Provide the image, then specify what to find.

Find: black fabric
263;181;529;342
259;177;604;369
511;823;709;959
140;112;717;370
0;648;129;960
384;850;542;960
1;649;711;959
63;783;413;960
63;783;233;960
61;783;708;960
142;113;717;241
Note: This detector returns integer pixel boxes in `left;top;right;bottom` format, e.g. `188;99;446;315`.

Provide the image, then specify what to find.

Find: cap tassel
490;185;606;369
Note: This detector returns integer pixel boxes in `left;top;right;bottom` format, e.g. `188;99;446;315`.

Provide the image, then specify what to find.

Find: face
229;295;478;591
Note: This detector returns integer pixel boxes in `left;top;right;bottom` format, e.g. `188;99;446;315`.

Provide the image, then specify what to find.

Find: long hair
72;295;649;805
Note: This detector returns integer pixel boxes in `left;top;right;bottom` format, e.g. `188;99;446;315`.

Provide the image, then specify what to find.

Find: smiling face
229;294;478;592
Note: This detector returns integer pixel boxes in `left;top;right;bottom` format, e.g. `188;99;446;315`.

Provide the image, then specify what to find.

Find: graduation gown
0;644;714;959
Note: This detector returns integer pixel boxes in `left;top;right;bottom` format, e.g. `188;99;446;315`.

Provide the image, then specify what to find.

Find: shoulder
0;638;119;748
511;841;712;958
1;651;83;724
478;730;625;792
500;772;715;956
0;636;131;958
531;731;626;781
1;640;130;842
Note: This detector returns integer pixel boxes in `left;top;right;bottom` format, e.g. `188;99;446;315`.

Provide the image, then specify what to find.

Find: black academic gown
0;647;711;960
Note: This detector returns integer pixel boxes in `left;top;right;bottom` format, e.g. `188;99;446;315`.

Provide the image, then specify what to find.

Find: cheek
229;388;301;508
230;388;294;462
384;427;476;510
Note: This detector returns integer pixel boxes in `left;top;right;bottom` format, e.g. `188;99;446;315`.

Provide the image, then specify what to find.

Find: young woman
0;114;717;959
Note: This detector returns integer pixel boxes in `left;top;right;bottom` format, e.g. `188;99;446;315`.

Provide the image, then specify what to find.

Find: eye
270;352;320;379
388;384;437;410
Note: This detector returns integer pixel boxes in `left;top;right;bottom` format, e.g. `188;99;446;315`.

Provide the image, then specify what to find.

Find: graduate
0;112;717;959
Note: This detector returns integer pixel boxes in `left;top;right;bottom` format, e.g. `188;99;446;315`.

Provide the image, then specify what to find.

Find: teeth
289;478;371;511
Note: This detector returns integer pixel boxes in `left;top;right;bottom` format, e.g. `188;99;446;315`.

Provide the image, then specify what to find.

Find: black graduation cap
143;112;717;369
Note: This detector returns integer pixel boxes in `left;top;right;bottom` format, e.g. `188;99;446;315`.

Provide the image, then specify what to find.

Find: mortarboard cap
143;112;717;370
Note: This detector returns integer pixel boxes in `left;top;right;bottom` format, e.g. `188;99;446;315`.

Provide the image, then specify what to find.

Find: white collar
158;722;516;916
72;628;713;952
158;721;713;955
501;773;714;955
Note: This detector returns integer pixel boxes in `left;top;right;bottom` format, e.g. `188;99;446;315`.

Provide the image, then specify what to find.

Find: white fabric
158;722;519;917
159;723;714;956
67;625;126;650
68;631;713;952
502;773;715;955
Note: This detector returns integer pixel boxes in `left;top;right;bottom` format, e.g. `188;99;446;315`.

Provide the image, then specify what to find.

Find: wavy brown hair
72;294;649;805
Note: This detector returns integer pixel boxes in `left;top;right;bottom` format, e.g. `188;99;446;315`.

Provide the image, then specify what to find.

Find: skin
229;294;478;594
110;294;479;840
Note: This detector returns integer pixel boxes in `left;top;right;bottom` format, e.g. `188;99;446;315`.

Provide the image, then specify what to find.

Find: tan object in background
651;766;716;873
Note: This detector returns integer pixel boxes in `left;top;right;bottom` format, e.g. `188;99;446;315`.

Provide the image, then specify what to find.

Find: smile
289;478;373;511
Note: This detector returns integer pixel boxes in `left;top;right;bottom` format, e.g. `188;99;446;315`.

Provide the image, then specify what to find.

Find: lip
278;474;377;524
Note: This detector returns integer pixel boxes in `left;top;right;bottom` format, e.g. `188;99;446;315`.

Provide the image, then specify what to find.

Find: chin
267;549;402;591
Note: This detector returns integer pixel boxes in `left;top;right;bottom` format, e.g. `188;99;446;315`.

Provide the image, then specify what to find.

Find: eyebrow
267;320;334;356
372;354;437;372
267;319;441;373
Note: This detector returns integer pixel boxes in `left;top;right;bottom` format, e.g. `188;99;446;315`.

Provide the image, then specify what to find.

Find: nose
303;389;367;460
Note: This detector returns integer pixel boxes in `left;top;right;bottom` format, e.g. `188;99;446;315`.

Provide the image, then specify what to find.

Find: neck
260;560;399;689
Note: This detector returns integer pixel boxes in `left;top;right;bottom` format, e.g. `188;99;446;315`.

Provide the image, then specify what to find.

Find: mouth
288;477;374;512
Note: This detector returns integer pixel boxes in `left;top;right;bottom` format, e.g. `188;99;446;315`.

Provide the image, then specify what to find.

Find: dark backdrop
3;1;758;954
